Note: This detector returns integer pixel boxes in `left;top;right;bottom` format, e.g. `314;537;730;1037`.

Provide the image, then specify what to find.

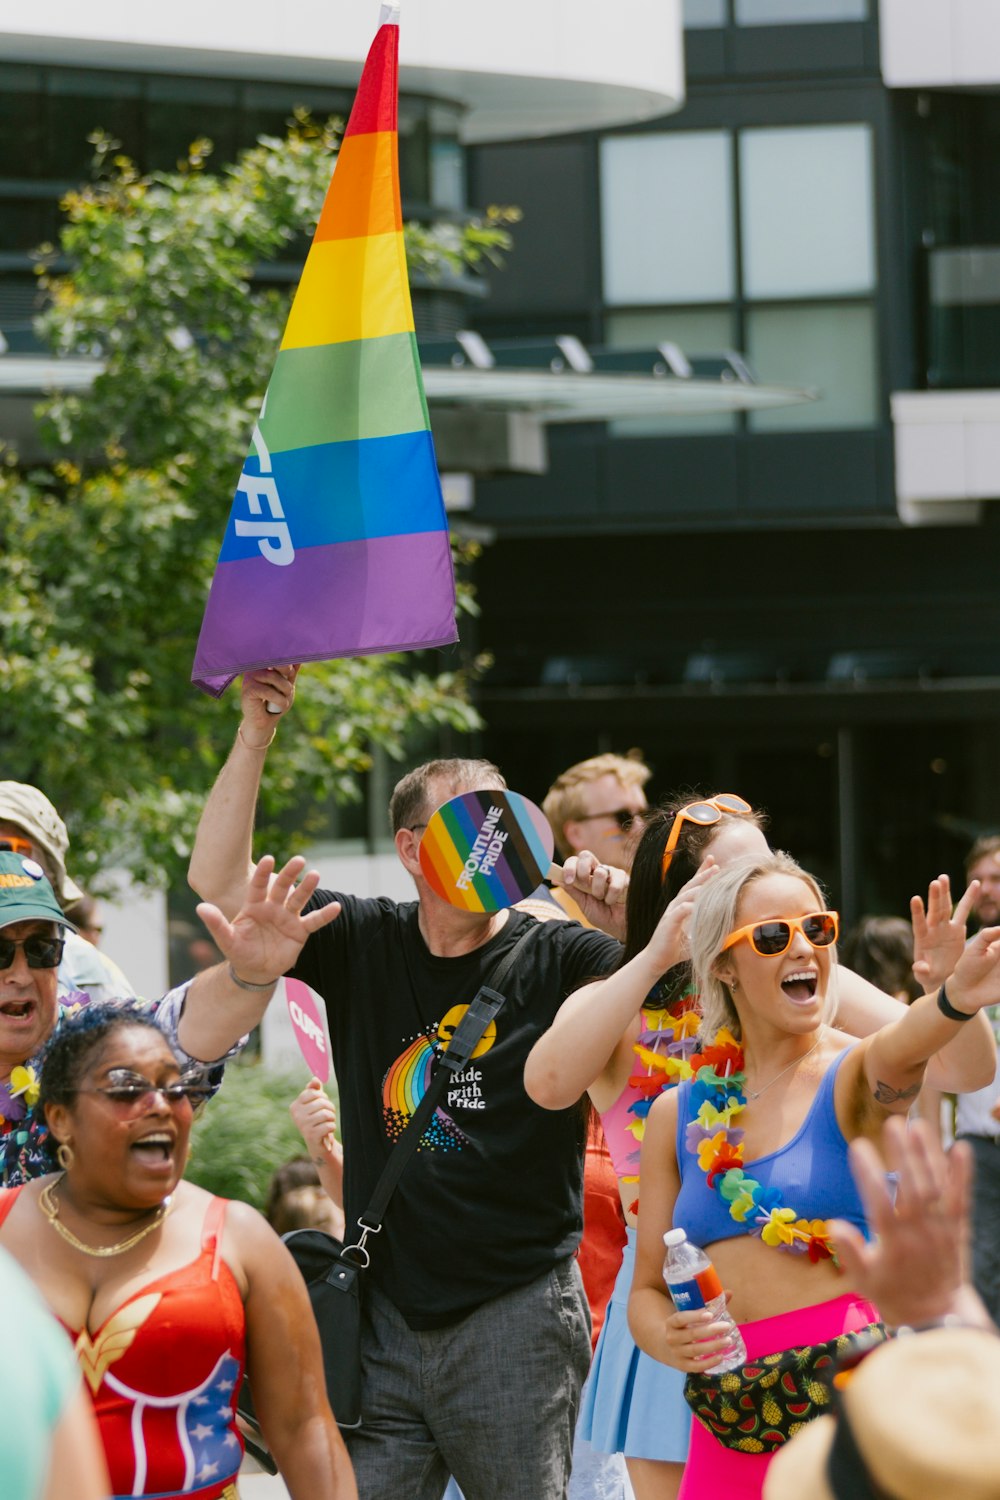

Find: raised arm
846;925;1000;1134
188;666;298;918
830;1116;993;1332
177;854;341;1062
232;1204;358;1499
837;966;995;1094
524;862;715;1112
291;1078;345;1214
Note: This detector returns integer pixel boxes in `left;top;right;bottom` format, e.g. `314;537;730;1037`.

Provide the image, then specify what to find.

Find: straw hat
763;1327;1000;1500
0;782;82;904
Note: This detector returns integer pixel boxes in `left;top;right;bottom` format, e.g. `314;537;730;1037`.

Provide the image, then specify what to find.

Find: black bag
282;1228;365;1430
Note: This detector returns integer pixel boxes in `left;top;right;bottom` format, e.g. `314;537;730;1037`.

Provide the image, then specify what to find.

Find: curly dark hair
37;1002;172;1119
617;793;767;1001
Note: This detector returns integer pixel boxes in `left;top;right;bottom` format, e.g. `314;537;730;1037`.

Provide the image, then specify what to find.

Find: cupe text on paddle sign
455;805;508;889
234;409;295;567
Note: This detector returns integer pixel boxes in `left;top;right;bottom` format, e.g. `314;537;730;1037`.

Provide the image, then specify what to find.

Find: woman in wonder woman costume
525;796;994;1500
627;849;1000;1499
0;1005;357;1500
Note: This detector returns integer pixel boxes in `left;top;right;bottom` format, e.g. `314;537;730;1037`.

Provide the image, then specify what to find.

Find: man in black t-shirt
189;667;627;1500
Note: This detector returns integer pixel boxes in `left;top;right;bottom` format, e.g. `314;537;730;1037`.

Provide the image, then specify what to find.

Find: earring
56;1140;75;1171
730;978;739;990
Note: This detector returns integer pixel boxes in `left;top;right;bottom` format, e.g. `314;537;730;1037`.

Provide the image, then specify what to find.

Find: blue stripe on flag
218;428;446;561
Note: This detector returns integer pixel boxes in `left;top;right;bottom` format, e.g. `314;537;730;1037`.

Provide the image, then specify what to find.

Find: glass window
684;0;728;25
601;132;735;306
746;301;878;430
740;125;875;299
606;308;737;435
0;66;45;179
735;0;867;21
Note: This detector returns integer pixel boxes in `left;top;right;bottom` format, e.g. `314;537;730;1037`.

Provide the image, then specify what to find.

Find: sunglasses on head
0;836;35;859
576;807;645;833
0;934;65;970
79;1072;214;1114
722;911;839;958
661;794;753;878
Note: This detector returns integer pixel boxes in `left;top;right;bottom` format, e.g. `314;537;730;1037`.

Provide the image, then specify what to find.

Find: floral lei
624;978;703;1214
684;1026;836;1264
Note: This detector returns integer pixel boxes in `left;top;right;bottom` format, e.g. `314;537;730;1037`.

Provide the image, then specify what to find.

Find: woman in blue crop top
626;849;1000;1500
526;799;994;1500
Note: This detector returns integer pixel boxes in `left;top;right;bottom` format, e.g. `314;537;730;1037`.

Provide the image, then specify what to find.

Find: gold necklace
745;1030;824;1101
39;1175;173;1258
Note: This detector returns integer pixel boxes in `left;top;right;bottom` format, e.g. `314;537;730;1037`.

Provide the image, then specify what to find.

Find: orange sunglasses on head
661;794;753;878
0;834;34;858
722;911;839;958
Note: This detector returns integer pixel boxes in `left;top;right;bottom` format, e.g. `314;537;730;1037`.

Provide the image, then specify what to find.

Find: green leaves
1;121;506;890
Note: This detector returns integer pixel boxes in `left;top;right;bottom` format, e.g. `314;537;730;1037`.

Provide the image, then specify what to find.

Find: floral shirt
0;982;213;1188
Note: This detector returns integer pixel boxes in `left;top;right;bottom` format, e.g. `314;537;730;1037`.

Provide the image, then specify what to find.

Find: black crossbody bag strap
341;921;536;1264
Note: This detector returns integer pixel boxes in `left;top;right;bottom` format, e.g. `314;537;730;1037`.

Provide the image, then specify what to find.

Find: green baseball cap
0;850;77;932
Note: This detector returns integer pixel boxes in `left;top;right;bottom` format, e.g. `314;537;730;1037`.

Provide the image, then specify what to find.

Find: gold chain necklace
745;1030;824;1101
39;1175;173;1258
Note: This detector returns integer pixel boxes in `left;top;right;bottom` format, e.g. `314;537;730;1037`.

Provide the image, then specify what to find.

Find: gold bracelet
237;723;276;751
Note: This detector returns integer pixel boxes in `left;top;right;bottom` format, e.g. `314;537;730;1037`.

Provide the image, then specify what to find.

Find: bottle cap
663;1228;687;1248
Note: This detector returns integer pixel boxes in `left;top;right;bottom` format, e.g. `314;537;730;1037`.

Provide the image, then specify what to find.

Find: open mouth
781;971;818;1003
130;1133;174;1164
0;999;35;1021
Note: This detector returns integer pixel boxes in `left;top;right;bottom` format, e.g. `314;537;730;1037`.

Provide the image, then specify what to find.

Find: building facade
466;0;1000;918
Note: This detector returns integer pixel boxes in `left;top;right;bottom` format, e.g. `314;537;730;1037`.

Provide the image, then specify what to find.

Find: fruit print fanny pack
683;1322;888;1454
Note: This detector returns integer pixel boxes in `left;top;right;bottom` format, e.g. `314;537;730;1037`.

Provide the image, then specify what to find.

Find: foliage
0;119;507;889
185;1061;330;1211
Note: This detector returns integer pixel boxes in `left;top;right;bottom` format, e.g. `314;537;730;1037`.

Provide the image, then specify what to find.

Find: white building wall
880;0;1000;88
1;0;684;141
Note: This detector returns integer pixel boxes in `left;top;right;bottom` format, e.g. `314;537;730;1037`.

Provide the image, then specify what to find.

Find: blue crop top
672;1045;869;1250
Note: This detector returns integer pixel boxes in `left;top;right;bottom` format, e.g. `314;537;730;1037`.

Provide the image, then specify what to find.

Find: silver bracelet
227;963;278;993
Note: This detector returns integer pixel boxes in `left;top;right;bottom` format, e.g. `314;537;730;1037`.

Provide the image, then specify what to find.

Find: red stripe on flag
344;23;398;138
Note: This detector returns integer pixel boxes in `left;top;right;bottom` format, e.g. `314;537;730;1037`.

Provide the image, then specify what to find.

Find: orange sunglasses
722;911;839;958
0;834;35;858
661;794;753;878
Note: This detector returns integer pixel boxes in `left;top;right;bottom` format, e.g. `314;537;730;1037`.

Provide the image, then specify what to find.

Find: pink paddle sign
285;978;331;1082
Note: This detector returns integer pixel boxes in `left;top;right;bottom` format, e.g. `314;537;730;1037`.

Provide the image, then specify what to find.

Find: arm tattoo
873;1078;922;1105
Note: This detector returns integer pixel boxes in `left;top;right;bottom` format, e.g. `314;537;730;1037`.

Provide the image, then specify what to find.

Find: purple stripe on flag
192;530;457;697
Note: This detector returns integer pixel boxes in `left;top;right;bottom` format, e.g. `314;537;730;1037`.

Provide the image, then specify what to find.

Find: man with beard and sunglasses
0;846;340;1187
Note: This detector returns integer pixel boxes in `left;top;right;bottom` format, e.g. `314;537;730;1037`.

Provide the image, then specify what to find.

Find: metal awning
0;332;816;424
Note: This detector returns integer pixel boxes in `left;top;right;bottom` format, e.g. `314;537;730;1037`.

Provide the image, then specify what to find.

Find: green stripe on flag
261;333;430;454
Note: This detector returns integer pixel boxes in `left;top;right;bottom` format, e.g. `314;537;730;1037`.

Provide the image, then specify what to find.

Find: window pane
601;132;735;305
736;0;867;21
606;308;737;435
746;302;878;430
740;125;875;299
684;0;728;25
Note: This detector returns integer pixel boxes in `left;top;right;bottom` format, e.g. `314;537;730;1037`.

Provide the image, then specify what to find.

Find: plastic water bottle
662;1228;746;1373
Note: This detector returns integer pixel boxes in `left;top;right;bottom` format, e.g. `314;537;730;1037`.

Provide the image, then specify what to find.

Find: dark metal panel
467;137;599;315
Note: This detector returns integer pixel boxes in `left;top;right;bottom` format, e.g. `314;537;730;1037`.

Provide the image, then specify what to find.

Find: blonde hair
690;851;837;1041
543;752;651;858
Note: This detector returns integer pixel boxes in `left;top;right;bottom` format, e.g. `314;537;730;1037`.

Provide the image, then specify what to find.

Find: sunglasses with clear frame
722;911;840;958
78;1073;215;1114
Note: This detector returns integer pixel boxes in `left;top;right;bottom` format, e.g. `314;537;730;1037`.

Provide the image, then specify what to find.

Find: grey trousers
961;1134;1000;1324
346;1257;592;1500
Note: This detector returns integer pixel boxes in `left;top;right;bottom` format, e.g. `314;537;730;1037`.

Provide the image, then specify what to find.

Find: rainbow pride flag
192;3;457;696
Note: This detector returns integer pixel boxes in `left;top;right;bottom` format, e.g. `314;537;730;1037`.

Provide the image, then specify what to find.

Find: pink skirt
678;1293;879;1500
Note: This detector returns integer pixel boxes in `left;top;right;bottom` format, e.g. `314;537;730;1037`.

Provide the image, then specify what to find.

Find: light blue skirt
579;1228;691;1463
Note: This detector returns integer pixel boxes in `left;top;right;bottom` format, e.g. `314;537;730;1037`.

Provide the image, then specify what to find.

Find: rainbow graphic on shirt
192;3;456;695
